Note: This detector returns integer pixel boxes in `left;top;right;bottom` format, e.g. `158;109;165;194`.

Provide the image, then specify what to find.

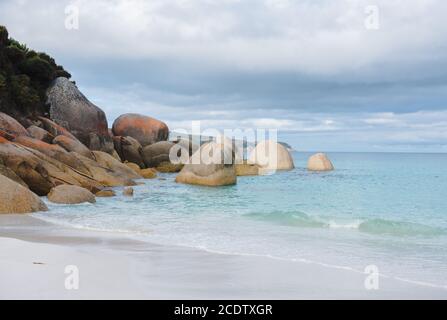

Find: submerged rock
48;185;96;204
175;141;237;186
248;140;294;173
46;77;113;153
307;153;334;171
112;113;169;147
123;187;134;197
95;189;116;197
0;174;48;214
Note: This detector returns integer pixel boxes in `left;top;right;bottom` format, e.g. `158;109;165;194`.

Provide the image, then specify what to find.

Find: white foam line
173;244;447;291
31;214;447;291
32;214;151;236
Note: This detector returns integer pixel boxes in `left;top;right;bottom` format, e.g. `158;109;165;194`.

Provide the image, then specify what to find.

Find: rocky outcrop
112;113;169;147
0;112;29;136
0;158;28;187
0;174;48;214
53;135;94;159
46;77;113;153
27;125;53;143
38;116;77;141
111;150;121;162
91;151;141;180
307;153;334;171
124;162;141;174
175;141;237;186
72;152;138;187
123;162;157;178
0;140;58;195
113;136;145;168
248;140;294;173
48;185;96;204
12;135;90;175
142;141;175;168
0;139;104;195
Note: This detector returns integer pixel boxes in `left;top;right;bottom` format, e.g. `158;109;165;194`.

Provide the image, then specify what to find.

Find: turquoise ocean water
35;152;447;288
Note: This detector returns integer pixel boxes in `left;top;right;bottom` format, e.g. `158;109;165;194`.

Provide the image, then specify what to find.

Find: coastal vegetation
0;26;71;122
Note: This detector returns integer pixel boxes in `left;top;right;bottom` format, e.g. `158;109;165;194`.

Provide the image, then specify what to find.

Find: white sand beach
1;214;446;300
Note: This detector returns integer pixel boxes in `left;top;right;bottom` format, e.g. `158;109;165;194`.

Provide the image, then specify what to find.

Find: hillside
0;25;71;125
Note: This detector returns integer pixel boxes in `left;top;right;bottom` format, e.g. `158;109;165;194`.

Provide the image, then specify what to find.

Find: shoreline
1;214;447;300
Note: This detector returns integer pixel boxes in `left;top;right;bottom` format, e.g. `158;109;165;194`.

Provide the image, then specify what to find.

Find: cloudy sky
1;0;447;152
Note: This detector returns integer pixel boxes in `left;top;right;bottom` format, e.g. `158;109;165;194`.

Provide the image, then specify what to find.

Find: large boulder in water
48;185;96;204
46;77;113;153
0;174;48;214
307;153;334;171
0;112;28;136
113;136;145;168
175;141;237;186
248;140;294;173
112;113;169;147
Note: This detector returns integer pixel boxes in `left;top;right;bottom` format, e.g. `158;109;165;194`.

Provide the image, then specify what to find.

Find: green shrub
0;25;71;119
19;56;53;81
10;75;41;112
5;44;26;63
7;38;28;52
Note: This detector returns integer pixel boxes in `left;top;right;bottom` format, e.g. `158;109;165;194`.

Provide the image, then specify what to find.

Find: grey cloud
1;0;447;151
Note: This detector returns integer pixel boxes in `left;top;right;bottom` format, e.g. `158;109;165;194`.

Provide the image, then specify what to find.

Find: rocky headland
0;25;300;214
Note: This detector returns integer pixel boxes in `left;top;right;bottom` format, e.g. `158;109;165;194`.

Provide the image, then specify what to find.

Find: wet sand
1;214;446;300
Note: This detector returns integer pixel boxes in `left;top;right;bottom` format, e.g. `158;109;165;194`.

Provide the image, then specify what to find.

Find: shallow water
35;152;447;288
